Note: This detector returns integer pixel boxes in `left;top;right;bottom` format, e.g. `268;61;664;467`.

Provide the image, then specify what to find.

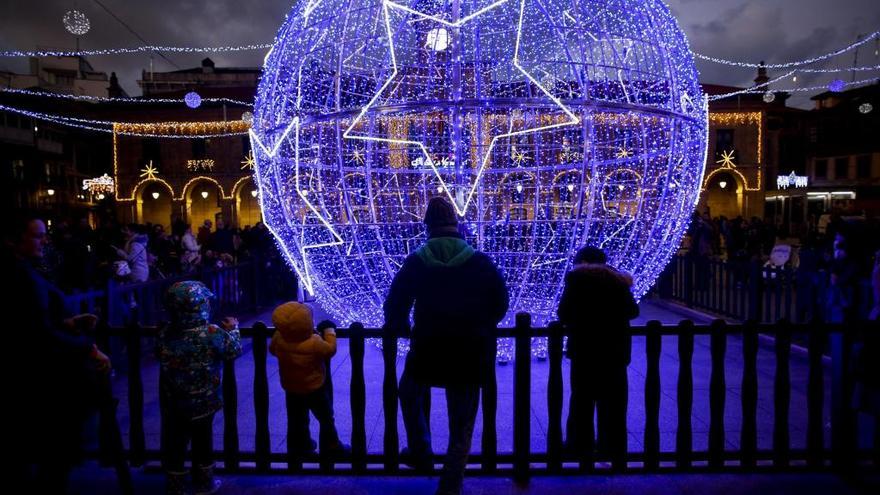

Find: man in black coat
558;246;638;468
384;197;508;495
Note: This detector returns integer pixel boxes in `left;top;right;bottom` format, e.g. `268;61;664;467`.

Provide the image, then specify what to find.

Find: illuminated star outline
716;149;737;168
248;30;344;293
240;150;256;170
342;0;580;216
139;160;158;179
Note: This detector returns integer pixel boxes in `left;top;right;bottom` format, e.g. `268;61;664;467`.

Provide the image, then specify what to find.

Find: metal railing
657;255;873;324
103;316;878;477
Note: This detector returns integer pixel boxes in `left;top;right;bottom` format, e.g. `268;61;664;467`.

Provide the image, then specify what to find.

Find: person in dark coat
384;196;508;495
1;213;111;492
558;246;638;468
209;219;235;257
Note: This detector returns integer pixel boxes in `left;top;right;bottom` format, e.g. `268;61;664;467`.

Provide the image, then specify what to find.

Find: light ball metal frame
63;10;91;36
251;0;709;329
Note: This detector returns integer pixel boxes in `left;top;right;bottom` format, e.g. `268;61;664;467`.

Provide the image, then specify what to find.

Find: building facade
0;56;120;225
112;58;261;229
802;82;880;228
698;67;808;234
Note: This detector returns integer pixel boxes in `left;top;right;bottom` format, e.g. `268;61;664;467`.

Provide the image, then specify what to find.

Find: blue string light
251;0;708;337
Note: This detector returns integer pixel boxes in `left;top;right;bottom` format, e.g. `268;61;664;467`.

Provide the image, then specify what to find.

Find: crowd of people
5;200;880;494
42;216;278;293
687;211;880;268
687;213;779;261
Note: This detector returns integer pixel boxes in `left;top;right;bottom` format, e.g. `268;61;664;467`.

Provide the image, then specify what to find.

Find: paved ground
104;299;869;457
70;463;880;495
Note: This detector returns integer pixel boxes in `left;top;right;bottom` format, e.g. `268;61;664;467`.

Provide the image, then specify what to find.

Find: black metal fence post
513;313;532;484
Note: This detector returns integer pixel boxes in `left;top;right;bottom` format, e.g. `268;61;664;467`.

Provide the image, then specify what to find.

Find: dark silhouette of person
558;246;638;468
384;196;508;495
1;213;111;491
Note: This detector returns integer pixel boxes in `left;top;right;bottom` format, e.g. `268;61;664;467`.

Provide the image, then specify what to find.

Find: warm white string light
0;87;253;106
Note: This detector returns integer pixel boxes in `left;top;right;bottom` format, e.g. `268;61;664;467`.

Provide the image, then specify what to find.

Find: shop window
857;155;872;179
142;139;161;164
834;157;849;179
814;159;827;179
714;129;734;160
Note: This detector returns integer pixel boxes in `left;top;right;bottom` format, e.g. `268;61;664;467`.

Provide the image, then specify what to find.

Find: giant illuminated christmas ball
251;0;708;327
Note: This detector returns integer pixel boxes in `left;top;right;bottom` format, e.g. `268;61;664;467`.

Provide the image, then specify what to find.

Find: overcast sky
1;0;878;108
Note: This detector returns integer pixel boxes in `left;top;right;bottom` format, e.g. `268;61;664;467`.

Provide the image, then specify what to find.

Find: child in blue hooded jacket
157;281;242;495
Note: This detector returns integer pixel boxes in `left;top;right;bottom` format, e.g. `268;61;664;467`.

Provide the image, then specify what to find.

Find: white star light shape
343;0;580;216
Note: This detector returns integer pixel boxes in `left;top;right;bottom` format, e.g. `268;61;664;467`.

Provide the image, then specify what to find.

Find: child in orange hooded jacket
269;301;349;455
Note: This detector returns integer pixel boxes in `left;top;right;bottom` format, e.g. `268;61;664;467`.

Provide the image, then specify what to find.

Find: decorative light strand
716;77;879;97
0;101;249;137
0;87;252;106
0;30;874;73
708;70;796;101
797;64;880;73
0;43;273;58
693;30;880;68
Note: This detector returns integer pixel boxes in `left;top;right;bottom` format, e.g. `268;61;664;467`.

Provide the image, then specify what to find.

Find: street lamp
152;192;160;200
250;190;258;198
97;193;105;200
201;191;209;199
47;188;55;196
719;181;728;190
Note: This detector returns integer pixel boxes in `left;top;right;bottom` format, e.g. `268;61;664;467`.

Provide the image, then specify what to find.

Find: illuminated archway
705;171;744;219
234;177;262;228
135;180;174;228
185;178;222;228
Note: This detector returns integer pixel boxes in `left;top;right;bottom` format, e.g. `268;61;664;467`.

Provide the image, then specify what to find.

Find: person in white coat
180;224;201;272
114;224;149;283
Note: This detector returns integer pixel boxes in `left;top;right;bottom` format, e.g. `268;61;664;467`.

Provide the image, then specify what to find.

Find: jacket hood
416;237;475;268
165;281;213;327
571;262;634;286
272;302;315;342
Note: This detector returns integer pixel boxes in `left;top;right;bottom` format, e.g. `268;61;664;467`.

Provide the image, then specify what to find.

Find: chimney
201;57;215;74
754;61;769;87
107;72;124;98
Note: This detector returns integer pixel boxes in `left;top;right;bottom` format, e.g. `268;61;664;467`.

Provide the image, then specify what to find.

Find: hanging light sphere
762;91;776;103
184;91;202;109
241;111;254;124
859;103;873;114
252;0;708;326
828;79;846;93
63;10;90;36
